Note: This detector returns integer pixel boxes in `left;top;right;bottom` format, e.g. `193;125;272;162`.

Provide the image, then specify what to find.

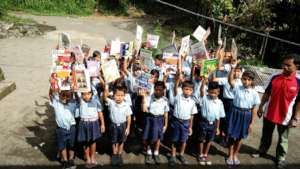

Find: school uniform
198;95;225;142
51;95;77;151
77;95;103;143
227;85;260;139
218;78;242;133
106;98;132;144
170;94;198;143
143;95;169;142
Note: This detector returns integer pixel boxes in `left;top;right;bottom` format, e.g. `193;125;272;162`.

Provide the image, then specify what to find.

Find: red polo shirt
264;72;300;125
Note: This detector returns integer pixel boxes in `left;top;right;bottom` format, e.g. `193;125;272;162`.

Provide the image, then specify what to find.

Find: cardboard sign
203;27;211;41
51;49;73;72
73;45;84;63
135;73;152;91
87;60;100;77
179;35;190;55
61;32;71;49
101;59;120;83
121;42;134;58
110;39;121;55
136;25;143;41
191;41;208;65
72;68;91;92
171;30;176;45
163;52;178;74
201;59;218;77
192;25;207;42
147;34;160;49
218;25;222;46
140;48;154;70
231;38;238;59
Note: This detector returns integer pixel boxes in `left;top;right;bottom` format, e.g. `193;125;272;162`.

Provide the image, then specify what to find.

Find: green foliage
97;0;130;16
0;0;96;16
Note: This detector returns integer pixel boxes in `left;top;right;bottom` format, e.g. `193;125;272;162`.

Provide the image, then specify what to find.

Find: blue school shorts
77;120;101;143
110;122;127;144
198;119;216;143
143;114;164;142
170;117;190;143
56;125;76;151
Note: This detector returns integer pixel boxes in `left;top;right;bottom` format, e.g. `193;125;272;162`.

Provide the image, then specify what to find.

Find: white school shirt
173;94;198;120
200;95;225;122
51;95;76;130
146;95;169;116
232;85;261;109
218;77;243;99
107;98;132;124
79;95;102;119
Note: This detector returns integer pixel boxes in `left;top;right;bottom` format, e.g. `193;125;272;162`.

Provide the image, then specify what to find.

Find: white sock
154;150;159;156
147;149;152;155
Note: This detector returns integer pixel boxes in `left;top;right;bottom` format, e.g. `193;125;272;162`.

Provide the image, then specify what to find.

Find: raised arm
228;66;235;88
200;77;207;97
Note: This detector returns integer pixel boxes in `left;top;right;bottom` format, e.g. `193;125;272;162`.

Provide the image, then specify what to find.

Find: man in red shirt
252;54;300;169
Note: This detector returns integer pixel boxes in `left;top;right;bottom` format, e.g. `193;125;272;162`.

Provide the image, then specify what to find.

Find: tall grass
0;0;96;16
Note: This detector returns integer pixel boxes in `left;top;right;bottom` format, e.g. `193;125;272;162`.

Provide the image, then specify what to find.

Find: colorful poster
135;73;152;91
231;38;238;59
192;25;207;42
72;68;91;92
140;48;154;70
163;52;178;74
179;35;190;56
191;41;209;65
86;60;100;77
101;59;120;83
73;45;84;63
201;59;218;77
51;49;73;71
147;34;160;48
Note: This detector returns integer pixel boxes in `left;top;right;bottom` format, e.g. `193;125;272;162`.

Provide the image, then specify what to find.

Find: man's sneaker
234;159;240;165
154;155;161;165
178;155;188;165
205;158;212;166
168;156;176;166
145;154;154;164
226;158;234;166
118;155;124;166
61;161;69;169
198;156;206;166
111;155;119;166
68;160;76;169
276;160;287;169
251;151;267;158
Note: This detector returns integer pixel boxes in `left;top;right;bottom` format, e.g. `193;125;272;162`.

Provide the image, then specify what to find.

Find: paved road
0;14;299;169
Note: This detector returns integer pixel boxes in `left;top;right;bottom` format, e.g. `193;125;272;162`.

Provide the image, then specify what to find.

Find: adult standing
252;54;300;169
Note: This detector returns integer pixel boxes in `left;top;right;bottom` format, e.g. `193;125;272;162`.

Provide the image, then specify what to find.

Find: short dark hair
113;85;127;94
242;70;255;80
154;81;166;89
92;50;101;58
208;82;220;90
150;69;160;78
234;64;243;71
182;80;194;89
155;54;164;61
283;53;300;65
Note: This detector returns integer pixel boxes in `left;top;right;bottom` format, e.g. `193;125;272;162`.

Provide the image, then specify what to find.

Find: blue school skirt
77;119;101;143
227;106;252;140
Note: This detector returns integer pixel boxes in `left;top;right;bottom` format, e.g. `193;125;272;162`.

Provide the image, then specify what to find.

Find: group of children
49;43;261;169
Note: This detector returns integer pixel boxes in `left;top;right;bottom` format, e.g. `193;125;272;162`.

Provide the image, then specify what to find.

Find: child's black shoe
68;159;76;169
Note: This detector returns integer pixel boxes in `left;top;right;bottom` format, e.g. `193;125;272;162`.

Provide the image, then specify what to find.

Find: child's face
233;68;242;79
82;92;92;102
208;88;220;99
114;90;125;104
59;92;71;104
154;86;164;98
224;52;232;62
241;76;253;88
154;59;163;66
182;86;193;98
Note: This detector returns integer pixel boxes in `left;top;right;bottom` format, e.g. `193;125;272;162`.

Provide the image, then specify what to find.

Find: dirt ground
0;14;299;169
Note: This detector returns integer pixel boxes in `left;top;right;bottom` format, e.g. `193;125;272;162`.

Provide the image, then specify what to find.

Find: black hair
283;53;300;65
113;85;127;95
208;81;220;90
154;81;166;89
150;69;160;78
182;80;194;89
234;64;243;71
155;54;164;61
92;50;101;58
242;70;255;80
194;67;201;76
